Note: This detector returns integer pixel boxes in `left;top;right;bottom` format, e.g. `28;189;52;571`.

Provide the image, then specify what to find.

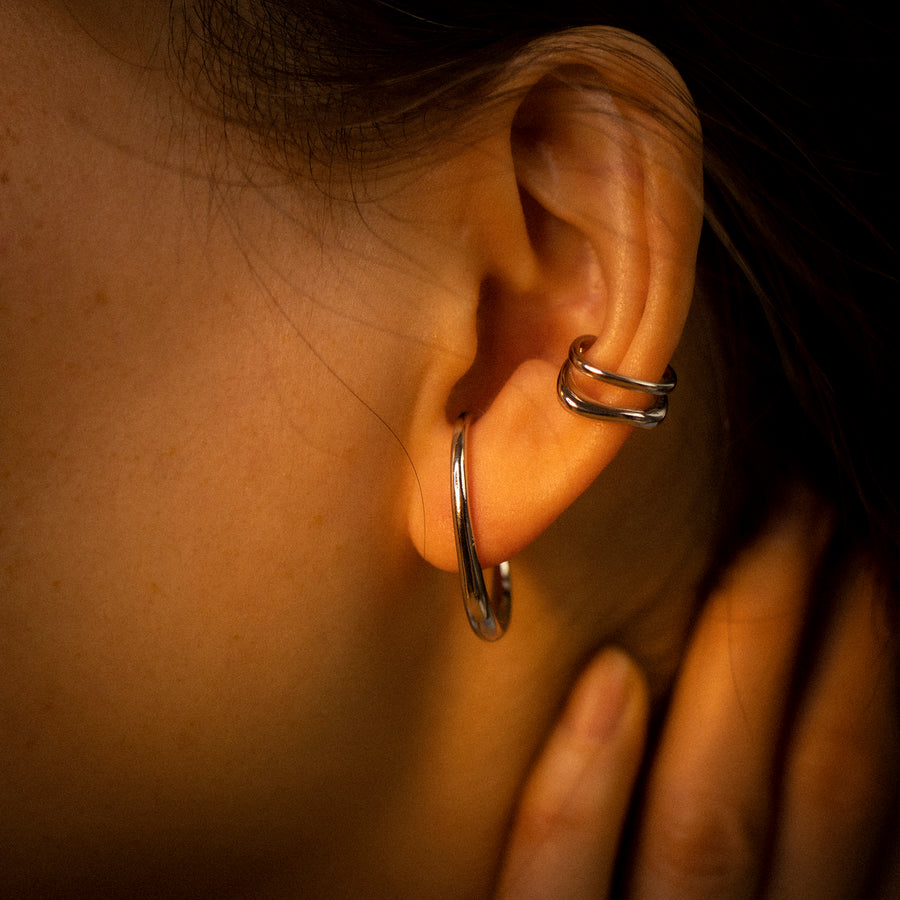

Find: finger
766;564;900;898
495;647;648;900
628;497;830;899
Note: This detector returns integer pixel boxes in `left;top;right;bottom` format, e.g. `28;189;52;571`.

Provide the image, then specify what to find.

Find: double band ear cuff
451;414;511;641
557;335;676;428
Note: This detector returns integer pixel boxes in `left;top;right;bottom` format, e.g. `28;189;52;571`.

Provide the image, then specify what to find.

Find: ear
405;28;703;573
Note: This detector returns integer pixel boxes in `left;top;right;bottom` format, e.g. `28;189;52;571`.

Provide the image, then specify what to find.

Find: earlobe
406;28;703;583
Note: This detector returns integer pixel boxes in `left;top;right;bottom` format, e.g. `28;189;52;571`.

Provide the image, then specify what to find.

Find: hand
494;647;649;899
495;494;899;898
626;497;899;898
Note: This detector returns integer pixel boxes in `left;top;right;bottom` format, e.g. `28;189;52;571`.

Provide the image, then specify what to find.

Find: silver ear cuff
557;335;676;428
451;414;511;641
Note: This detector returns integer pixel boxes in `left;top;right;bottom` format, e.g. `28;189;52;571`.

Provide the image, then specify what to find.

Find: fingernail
568;647;638;742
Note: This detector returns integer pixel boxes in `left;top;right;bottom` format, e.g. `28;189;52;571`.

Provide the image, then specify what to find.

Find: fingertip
565;646;649;745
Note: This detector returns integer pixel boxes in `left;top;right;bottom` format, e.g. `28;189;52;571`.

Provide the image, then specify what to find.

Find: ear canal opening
444;275;511;423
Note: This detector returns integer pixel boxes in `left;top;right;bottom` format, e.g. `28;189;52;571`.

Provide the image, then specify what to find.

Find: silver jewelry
557;335;676;428
451;414;511;641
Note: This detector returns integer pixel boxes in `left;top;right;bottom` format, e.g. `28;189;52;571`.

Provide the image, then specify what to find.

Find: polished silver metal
557;334;676;428
451;414;511;641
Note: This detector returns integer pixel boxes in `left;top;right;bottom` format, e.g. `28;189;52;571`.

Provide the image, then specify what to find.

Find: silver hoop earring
557;335;676;428
451;414;511;641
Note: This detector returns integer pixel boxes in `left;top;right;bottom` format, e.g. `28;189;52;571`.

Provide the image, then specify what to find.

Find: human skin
1;1;895;896
496;508;899;898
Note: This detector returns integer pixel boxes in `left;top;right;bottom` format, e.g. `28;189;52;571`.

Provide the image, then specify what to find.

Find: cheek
0;298;424;880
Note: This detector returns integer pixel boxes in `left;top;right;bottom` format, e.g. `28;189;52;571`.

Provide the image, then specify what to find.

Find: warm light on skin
1;1;724;894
